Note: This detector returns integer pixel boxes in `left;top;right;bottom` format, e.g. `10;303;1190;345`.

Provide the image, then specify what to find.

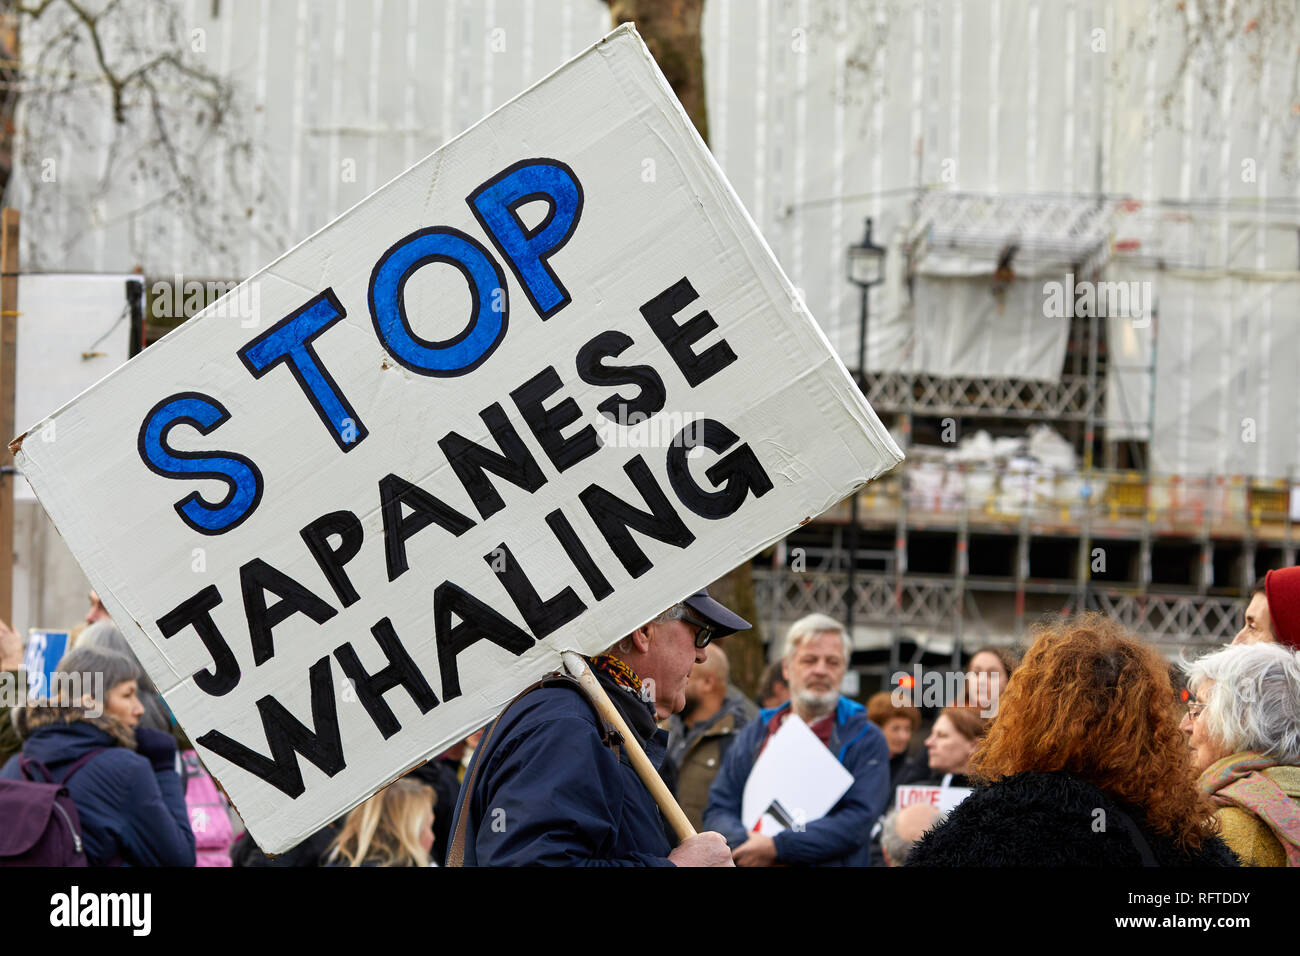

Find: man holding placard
446;589;747;866
704;613;890;866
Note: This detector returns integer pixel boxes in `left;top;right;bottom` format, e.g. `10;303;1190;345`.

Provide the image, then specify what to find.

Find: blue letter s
137;393;264;535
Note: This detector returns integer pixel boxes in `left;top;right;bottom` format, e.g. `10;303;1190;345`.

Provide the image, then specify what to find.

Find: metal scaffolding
756;570;1245;650
865;372;1097;422
755;168;1300;666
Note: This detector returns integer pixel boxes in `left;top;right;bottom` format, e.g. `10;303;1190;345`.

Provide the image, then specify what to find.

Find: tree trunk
605;1;766;697
0;7;19;197
606;0;708;143
704;562;767;701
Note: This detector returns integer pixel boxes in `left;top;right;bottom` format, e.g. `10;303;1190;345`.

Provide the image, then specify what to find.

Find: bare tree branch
3;0;287;274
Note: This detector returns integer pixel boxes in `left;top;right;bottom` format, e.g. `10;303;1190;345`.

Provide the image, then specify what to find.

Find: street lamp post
845;217;885;641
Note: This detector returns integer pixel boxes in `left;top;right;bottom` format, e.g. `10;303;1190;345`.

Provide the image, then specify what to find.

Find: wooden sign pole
0;208;18;626
561;650;697;844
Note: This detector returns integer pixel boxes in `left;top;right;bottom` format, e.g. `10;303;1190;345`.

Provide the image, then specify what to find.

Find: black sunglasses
678;608;718;648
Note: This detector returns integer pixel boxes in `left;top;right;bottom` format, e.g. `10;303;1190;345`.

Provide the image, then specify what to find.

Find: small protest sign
11;25;902;853
23;629;70;699
895;784;973;815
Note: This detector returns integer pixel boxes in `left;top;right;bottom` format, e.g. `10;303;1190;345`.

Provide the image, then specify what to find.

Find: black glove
134;726;180;774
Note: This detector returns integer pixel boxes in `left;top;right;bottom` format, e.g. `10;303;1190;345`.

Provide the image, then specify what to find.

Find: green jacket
668;695;752;832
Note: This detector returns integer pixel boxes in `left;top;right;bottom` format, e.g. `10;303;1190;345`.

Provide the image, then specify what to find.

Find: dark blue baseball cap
681;588;750;639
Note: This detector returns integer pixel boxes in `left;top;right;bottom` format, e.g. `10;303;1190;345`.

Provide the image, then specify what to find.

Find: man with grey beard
701;613;891;866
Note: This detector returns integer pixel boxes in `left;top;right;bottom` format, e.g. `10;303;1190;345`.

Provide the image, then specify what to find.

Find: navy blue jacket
702;697;890;866
448;669;675;866
1;720;196;867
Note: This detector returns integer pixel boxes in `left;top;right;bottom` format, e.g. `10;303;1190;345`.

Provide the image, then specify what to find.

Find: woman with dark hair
908;614;1238;866
920;707;985;789
966;644;1019;715
0;646;196;866
866;691;921;789
896;646;1015;787
895;707;987;789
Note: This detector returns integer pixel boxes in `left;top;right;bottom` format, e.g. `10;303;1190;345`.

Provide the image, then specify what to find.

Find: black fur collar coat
906;770;1239;867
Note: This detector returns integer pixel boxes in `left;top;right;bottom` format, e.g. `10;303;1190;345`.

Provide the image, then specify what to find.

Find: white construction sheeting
868;273;1071;382
875;191;1111;382
13;0;1300;476
1104;268;1155;444
1146;274;1300;480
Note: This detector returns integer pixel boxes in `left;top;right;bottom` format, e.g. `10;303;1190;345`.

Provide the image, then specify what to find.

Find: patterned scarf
1199;751;1300;866
588;655;643;697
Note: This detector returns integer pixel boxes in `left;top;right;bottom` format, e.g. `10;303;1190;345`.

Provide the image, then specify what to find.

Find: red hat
1264;567;1300;651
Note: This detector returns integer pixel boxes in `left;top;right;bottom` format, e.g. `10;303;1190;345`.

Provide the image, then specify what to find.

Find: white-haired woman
1181;642;1300;866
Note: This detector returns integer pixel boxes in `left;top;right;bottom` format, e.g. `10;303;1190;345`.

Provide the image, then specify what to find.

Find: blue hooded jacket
1;716;196;867
448;668;676;867
702;697;890;866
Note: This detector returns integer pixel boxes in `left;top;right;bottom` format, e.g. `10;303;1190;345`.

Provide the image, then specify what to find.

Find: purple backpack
0;750;104;867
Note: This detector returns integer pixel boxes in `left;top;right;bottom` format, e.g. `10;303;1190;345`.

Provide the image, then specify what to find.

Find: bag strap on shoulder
18;748;107;788
59;749;109;785
17;754;53;784
445;670;622;867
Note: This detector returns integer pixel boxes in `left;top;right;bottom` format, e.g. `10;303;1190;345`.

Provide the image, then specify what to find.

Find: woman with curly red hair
907;614;1238;866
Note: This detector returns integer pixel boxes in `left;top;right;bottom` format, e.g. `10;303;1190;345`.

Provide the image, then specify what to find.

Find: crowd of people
2;568;1299;867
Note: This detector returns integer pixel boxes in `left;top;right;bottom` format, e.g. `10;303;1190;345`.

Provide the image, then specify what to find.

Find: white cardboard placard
12;25;902;853
740;713;855;835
